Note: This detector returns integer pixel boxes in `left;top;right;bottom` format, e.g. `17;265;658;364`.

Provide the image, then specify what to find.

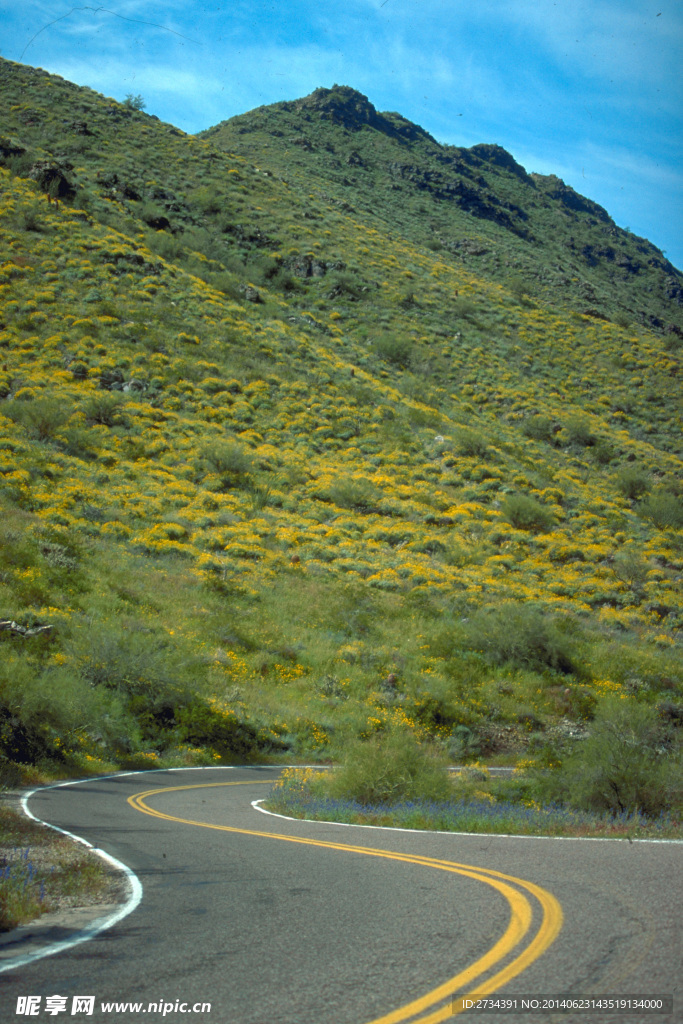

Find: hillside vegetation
0;60;680;798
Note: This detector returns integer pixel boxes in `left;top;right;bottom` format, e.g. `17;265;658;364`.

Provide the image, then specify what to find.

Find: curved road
1;767;679;1023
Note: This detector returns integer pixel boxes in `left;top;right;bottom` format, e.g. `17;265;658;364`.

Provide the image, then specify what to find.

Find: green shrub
83;392;124;427
592;440;615;466
123;93;146;111
502;493;555;533
452;297;477;319
21;205;45;232
328;730;452;805
207;270;243;301
637;487;683;530
445;724;482;760
373;335;412;368
616;465;650;500
566;416;596;447
611;547;649;594
327;270;364;300
140;202;170;229
324;476;382;512
0;657;130;765
462;603;577;674
535;698;682;817
454;428;489;457
3;397;70;441
59;426;97;460
192;186;223;215
147;231;182;260
506;275;532;301
201;440;253;487
175;702;261;759
522;415;554;443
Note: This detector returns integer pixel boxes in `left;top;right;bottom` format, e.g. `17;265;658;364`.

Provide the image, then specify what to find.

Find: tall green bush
536;698;682;817
462;602;577;674
327;730;452;805
502;493;556;533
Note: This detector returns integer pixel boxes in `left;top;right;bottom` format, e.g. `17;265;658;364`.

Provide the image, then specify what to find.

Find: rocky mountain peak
294;85;436;143
296;85;382;129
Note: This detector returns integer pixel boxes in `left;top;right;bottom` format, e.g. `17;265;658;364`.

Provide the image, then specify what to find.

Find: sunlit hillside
0;59;680;781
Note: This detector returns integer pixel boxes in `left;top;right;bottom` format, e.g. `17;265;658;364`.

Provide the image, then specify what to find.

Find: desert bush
522;415;554;443
324;476;381;512
175;702;261;759
201;440;253;487
506;275;532;301
123;93;146;111
454;428;489;457
207;270;243;301
502;493;556;533
72;623;187;695
535;698;682;817
462;603;577;674
246;480;273;512
192;186;223;215
20;205;45;232
611;547;649;594
3;397;70;441
566;416;596;447
66;621;214;752
327;270;364;300
0;657;130;765
616;465;650;500
147;230;182;261
373;335;412;369
7;150;35;178
637;487;683;530
445;724;482;760
59;426;97;460
327;730;452;805
83;392;124;427
140;202;170;230
591;440;615;466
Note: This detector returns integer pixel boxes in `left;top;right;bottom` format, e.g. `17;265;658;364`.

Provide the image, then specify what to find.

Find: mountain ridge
199;83;682;335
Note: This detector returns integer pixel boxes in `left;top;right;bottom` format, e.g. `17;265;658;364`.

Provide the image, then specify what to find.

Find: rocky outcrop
534;174;611;222
295;85;437;143
67;120;93;135
284;255;345;278
240;284;262;303
468;143;534;183
665;277;683;305
99;368;149;392
388;162;530;236
0;620;53;638
0;135;25;161
96;171;141;201
28;160;76;200
220;222;277;248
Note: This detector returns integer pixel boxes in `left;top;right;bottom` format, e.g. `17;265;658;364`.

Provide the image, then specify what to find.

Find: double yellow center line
129;781;563;1023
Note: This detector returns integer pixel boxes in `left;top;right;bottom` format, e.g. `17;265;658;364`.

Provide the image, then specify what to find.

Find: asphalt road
1;767;680;1024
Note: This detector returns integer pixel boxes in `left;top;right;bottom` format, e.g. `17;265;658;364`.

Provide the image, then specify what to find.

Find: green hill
0;59;680;784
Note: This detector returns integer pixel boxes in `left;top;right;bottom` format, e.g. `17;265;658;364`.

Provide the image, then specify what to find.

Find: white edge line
251;800;683;844
0;763;277;974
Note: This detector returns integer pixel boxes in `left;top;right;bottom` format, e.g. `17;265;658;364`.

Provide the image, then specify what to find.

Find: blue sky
2;1;682;269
